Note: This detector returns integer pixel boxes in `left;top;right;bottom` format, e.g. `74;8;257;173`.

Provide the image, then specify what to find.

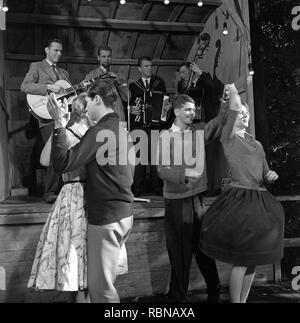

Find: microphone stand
127;87;131;132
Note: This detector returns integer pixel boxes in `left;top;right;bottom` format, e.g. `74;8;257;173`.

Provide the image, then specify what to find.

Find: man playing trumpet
85;45;127;125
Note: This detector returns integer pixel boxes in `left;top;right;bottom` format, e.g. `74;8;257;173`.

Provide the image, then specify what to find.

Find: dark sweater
52;113;134;225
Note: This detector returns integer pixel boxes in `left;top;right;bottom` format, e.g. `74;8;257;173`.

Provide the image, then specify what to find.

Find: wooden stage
0;195;281;303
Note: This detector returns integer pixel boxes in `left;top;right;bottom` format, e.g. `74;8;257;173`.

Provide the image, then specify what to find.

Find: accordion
136;91;170;126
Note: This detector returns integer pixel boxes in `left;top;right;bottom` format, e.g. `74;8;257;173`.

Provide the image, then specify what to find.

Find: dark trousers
40;124;61;196
164;194;220;301
132;127;163;195
133;165;162;194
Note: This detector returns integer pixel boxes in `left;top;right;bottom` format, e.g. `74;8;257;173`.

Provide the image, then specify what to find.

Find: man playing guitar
21;38;71;203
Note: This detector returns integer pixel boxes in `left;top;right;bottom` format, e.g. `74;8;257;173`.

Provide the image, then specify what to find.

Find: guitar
26;73;111;122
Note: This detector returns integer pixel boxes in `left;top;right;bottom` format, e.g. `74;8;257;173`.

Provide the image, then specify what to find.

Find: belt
63;180;86;185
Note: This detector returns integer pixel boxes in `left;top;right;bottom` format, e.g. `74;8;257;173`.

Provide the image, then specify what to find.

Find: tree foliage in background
258;0;300;194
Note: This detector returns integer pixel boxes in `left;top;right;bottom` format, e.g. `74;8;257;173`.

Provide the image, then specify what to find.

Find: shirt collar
142;77;151;83
170;123;191;133
46;59;55;66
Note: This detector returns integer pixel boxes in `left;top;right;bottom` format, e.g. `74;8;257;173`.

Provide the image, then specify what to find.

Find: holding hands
46;93;70;128
222;83;242;112
265;170;279;183
185;169;202;183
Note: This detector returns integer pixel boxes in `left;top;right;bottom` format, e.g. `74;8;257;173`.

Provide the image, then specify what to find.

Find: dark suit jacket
21;59;70;128
177;72;223;121
129;76;169;130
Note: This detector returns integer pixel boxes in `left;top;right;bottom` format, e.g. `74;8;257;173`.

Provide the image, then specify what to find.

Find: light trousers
87;216;133;303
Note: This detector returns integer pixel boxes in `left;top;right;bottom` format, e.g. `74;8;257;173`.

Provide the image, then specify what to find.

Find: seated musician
84;45;127;127
177;62;219;122
129;56;172;196
21;38;71;203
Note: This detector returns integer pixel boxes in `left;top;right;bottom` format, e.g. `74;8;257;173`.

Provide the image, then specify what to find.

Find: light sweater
157;107;227;199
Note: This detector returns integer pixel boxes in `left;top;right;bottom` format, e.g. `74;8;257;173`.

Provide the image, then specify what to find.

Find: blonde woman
200;84;284;303
28;93;91;302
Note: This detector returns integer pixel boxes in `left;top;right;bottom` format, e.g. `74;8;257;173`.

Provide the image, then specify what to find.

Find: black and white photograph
0;0;300;306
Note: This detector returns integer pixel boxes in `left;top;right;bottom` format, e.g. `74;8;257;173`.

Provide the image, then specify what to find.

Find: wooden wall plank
7;13;205;33
33;0;43;55
0;217;274;302
68;0;81;52
153;5;186;75
124;2;153;81
101;1;119;46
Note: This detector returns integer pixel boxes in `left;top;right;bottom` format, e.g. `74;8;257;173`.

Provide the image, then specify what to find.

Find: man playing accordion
129;56;172;196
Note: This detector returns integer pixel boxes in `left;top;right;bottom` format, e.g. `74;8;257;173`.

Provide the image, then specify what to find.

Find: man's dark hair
177;62;191;72
138;56;152;67
174;94;195;110
87;80;118;109
45;38;63;48
97;45;112;56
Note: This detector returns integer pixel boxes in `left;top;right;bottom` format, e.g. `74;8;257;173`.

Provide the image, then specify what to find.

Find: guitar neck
65;73;111;94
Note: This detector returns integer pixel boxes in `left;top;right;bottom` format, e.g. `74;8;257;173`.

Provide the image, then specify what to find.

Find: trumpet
101;64;120;83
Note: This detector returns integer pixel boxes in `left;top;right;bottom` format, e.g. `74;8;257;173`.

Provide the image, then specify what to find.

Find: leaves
259;0;300;194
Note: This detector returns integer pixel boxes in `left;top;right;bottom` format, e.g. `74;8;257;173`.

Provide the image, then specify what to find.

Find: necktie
51;64;60;81
145;79;149;90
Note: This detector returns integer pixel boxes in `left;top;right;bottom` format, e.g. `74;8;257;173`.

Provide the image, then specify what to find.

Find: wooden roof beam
149;0;222;6
69;0;81;54
7;13;205;33
5;53;184;66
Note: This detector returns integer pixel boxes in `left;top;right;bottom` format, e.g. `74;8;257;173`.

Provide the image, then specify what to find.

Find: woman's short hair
241;101;250;113
68;92;87;125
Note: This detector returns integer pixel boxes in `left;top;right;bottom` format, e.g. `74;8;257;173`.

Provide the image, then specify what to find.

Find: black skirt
200;186;284;266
